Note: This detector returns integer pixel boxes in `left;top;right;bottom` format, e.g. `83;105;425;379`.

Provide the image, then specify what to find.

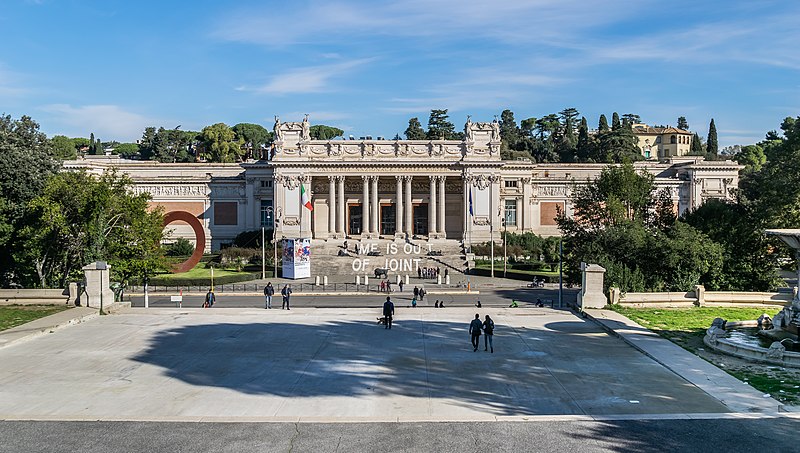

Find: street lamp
502;217;507;278
262;206;279;279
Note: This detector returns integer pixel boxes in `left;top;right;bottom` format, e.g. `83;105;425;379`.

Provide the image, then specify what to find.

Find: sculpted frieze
132;185;208;198
538;185;568;197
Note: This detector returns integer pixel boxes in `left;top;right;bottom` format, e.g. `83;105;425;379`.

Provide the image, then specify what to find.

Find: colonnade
326;175;447;238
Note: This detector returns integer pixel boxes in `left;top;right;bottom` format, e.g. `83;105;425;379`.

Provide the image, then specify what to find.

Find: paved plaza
0;306;736;421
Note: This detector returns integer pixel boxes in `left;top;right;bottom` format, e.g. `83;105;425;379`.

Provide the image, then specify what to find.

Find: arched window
670;135;677;144
655;136;661;144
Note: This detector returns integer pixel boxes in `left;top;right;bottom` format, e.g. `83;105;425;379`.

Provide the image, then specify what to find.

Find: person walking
413;286;419;300
399;280;404;292
281;284;292;310
383;296;395;329
483;315;495;353
419;287;426;302
204;288;215;308
469;314;482;352
264;282;274;309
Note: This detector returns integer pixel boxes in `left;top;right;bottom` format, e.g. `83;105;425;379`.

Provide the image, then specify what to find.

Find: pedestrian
439;301;445;308
469;314;482;352
434;300;439;308
444;268;448;279
380;280;385;292
204;288;215;308
383;296;395;329
281;284;292;310
483;315;495;353
264;282;274;309
411;298;417;308
413;286;419;300
475;300;482;308
419;287;426;301
417;267;422;279
399;280;404;292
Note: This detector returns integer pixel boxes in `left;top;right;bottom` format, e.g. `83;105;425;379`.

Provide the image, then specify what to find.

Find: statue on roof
301;114;310;141
274;115;283;142
465;115;474;142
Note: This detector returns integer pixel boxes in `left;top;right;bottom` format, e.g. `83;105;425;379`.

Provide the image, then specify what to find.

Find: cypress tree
598;114;609;132
611;112;621;130
404;117;426;140
706;119;718;156
576;117;591;161
691;133;703;154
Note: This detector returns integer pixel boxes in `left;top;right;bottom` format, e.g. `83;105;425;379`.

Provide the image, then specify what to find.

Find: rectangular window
260;200;273;227
504;199;517;226
214;201;238;225
504;180;518;188
260;180;272;188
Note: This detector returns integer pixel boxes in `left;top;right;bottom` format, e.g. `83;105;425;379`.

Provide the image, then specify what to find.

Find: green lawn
472;263;558;277
0;305;70;332
613;306;800;404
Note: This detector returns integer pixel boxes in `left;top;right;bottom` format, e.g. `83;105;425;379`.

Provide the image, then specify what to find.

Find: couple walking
469;314;495;352
263;282;292;309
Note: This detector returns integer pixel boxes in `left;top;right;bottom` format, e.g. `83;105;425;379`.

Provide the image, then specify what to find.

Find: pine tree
611;112;621;130
499;109;520;150
404;117;426;140
677;116;689;130
706;119;718;156
691;133;703;154
598;114;609;132
426;109;456;140
622;113;640;125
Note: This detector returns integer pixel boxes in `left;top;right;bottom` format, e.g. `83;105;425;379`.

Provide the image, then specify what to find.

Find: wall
612;285;792;308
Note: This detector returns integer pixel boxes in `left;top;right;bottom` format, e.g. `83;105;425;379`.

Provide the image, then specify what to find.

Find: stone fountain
763;229;800;338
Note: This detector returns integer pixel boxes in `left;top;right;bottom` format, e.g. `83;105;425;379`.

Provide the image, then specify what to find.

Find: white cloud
241;58;374;95
39;104;160;142
0;65;30;98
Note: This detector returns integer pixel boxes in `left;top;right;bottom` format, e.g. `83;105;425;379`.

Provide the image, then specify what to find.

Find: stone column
578;263;608;309
428;176;437;237
361;175;370;237
337;176;345;235
404;176;413;236
462;177;470;242
395;176;404;236
438;176;446;237
371;176;379;235
328;176;336;237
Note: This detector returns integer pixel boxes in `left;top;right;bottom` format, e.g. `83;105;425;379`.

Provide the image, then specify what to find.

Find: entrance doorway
348;205;363;235
380;204;396;235
413;204;428;236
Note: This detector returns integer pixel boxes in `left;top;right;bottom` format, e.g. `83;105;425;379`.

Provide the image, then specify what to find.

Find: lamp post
502;217;507;278
261;206;279;279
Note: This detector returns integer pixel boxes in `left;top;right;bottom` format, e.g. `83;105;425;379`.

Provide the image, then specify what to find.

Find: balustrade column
404;176;413;236
428;176;437;237
337;176;345;234
395;176;404;234
362;176;370;236
328;176;336;236
371;176;379;234
438;176;446;236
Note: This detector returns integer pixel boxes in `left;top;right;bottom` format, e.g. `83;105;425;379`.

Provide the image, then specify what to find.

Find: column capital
362;175;370;182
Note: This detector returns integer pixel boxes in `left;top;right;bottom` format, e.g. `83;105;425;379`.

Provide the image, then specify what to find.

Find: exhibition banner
282;238;311;279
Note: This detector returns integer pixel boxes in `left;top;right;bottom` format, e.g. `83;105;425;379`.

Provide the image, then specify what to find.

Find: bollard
405;275;410;285
356;275;361;285
315;275;320;285
437;275;442;285
445;275;450;285
364;275;369;285
323;276;328;285
396;274;401;284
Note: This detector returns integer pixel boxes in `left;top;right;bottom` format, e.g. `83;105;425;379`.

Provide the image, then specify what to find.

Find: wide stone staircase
310;238;469;279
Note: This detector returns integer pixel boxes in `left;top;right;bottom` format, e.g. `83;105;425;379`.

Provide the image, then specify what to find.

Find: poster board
282;238;311;279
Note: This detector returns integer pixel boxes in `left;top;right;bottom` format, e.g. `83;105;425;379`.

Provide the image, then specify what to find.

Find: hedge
148;271;264;287
469;267;558;283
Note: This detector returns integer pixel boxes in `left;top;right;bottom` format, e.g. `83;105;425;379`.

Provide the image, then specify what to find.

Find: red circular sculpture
163;211;206;273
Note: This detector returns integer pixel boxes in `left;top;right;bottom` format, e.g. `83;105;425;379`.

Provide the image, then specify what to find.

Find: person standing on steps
469;314;482;352
413;286;419;300
483;315;495;353
383;296;395;329
399;280;404;292
281;284;292;310
419;287;426;302
264;282;274;309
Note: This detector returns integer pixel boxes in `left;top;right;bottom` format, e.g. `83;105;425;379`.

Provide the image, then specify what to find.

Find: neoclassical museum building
65;118;742;253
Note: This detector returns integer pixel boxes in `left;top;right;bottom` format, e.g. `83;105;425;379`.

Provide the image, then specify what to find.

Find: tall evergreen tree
558;107;580;126
404;117;426;140
677;116;689;130
706;119;718;156
622;113;641;125
598;114;609;132
499;109;520;150
576;117;592;161
611;112;621;130
691;133;703;154
426;109;457;140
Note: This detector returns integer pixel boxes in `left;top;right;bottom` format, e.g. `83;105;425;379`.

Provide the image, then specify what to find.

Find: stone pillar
371;176;379;235
463;177;470;242
578;263;607;309
404;176;413;236
361;175;370;237
438;176;446;237
395;176;404;236
82;261;114;309
428;176;437;237
328;176;336;238
337;176;345;234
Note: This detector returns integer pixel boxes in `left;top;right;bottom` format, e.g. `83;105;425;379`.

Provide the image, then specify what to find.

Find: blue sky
1;0;799;147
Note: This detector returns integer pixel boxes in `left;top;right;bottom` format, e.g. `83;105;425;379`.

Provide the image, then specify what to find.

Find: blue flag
469;187;473;216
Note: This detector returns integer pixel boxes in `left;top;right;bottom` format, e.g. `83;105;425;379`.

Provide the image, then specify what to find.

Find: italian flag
301;184;313;211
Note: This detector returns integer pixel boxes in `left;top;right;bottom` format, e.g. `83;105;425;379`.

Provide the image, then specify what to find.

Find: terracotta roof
632;124;691;135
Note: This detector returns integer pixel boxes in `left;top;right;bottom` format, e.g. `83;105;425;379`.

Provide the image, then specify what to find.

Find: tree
499;109;520;151
595;123;641;163
426;109;458;140
734;144;766;173
309;125;344;140
691;133;704;154
622;113;640;125
576;117;592;161
49;135;78;160
520;117;536;137
706;119;718;156
598;114;609;133
558;108;580;126
15;170;165;288
232;123;272;159
88;133;97;155
611;112;621;131
113;143;139;158
677;116;689;130
198;123;242;163
404;117;426;140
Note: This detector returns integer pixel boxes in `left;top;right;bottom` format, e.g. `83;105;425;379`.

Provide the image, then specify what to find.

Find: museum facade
65;118;743;252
